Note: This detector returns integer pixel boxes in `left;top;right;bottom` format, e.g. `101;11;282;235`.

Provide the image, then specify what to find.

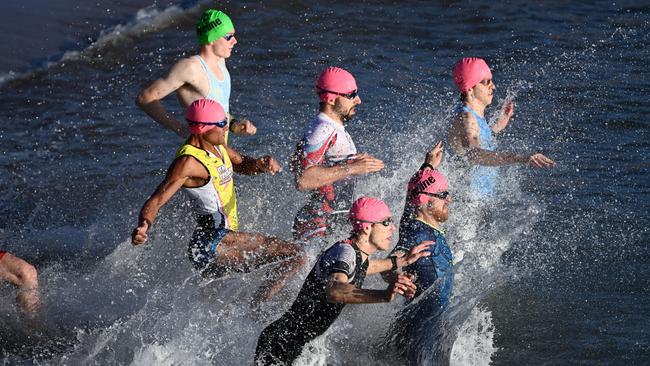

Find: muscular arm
137;156;197;226
132;156;210;246
296;164;352;191
451;112;527;166
296;153;384;191
136;59;196;138
374;241;433;277
325;273;391;304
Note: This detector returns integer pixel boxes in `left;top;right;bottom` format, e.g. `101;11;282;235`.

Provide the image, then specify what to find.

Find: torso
448;105;498;197
175;143;238;231
286;239;368;332
176;56;230;111
292;113;358;240
394;219;454;305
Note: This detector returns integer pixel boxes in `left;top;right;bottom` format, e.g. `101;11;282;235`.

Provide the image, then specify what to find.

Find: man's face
203;123;228;145
426;191;451;223
333;92;362;122
368;217;396;251
471;78;495;106
210;31;237;58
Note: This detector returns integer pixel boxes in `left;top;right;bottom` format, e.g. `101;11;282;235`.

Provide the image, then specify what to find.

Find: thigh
215;231;298;271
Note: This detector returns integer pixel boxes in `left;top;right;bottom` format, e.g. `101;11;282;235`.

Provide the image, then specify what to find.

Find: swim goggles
316;87;359;100
418;191;451;200
186;119;228;128
356;217;394;227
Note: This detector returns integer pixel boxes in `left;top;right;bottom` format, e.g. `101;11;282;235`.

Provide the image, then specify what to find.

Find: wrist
229;117;238;133
254;158;264;173
389;255;398;271
383;289;392;302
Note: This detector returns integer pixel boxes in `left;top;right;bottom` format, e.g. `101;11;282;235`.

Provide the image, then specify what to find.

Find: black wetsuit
254;239;368;365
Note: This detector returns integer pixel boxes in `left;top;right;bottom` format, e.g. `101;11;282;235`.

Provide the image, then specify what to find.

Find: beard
334;102;356;123
433;206;449;222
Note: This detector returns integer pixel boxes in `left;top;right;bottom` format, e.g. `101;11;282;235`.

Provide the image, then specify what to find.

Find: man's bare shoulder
168;153;209;179
170;56;201;73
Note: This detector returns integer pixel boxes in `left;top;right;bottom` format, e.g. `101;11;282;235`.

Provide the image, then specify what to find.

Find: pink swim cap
407;169;449;206
186;99;227;135
453;57;493;93
349;196;392;231
316;67;358;103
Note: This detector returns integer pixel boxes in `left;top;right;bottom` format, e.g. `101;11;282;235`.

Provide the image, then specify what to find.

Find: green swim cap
196;9;234;45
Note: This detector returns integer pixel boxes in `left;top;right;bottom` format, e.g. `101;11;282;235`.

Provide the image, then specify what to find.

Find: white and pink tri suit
291;113;358;240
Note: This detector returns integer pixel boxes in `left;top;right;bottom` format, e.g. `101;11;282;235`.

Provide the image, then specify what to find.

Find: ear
362;224;373;236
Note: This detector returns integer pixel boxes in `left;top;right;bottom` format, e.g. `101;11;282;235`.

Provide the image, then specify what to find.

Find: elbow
18;263;38;289
295;177;311;192
135;91;154;109
135;93;146;108
295;181;308;192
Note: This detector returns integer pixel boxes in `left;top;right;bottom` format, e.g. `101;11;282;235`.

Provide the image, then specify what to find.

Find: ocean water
0;1;648;365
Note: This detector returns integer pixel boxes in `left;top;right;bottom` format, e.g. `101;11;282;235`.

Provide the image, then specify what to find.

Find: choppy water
1;1;648;365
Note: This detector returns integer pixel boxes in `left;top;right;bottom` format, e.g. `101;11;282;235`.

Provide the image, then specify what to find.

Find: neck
351;234;375;261
464;99;486;118
199;47;225;64
416;209;443;231
188;134;218;155
320;107;344;125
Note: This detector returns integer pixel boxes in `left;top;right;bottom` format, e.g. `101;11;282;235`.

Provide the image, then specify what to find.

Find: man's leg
0;252;39;315
214;232;306;300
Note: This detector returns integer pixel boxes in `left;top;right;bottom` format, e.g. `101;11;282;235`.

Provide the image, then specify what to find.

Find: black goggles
356;217;394;227
317;87;358;100
186;119;228;128
419;191;451;200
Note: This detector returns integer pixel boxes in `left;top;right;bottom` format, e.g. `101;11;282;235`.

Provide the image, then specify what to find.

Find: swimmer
447;57;555;197
136;9;256;163
290;67;384;240
254;197;429;365
131;99;304;301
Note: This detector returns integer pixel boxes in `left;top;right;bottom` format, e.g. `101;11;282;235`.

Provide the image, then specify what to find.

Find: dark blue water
0;1;648;365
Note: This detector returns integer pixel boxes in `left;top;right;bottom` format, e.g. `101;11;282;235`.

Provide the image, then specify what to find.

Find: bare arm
296;153;384;191
492;100;515;134
422;141;444;169
459;112;554;167
325;272;417;304
367;242;432;275
136;59;196;138
131;157;197;245
227;143;281;176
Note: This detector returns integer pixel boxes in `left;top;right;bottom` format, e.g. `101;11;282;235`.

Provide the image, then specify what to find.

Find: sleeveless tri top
175;143;238;231
460;105;498;196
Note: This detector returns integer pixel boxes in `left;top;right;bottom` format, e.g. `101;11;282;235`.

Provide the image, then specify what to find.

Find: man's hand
347;153;384;176
396;241;433;268
231;118;257;136
424;141;444;169
256;155;282;175
502;100;515;120
528;153;556;168
132;220;150;245
386;273;417;301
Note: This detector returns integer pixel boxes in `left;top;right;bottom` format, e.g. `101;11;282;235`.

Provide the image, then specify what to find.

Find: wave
0;0;210;87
